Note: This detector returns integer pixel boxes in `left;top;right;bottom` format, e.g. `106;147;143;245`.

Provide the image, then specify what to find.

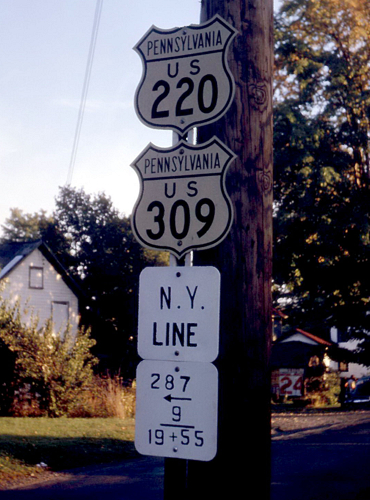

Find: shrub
69;375;136;418
0;299;98;417
305;371;341;407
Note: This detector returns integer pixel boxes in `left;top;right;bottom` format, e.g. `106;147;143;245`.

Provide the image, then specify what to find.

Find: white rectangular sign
135;360;218;461
278;369;304;397
138;266;220;362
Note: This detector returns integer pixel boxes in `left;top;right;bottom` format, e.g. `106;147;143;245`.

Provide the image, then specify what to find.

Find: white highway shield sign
133;14;237;134
138;266;220;362
130;136;236;258
135;360;218;461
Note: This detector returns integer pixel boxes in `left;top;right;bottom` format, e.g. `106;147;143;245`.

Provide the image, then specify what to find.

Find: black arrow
164;394;192;403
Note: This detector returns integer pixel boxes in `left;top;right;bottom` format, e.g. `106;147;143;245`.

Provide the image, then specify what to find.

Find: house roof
272;307;289;320
0;240;84;299
295;328;332;346
271;327;333;369
276;327;332;346
0;241;43;278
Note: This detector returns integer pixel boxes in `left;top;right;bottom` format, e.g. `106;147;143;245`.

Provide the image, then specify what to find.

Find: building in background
329;327;370;379
0;241;80;336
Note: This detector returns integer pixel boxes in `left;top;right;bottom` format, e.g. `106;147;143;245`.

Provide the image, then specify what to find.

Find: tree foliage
1;208;72;266
273;0;370;361
1;186;167;378
0;299;98;417
2;208;52;241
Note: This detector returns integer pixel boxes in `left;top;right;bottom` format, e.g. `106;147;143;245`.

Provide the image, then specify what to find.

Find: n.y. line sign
137;266;220;362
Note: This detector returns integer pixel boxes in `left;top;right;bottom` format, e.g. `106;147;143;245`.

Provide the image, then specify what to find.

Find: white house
329;327;370;379
0;241;81;336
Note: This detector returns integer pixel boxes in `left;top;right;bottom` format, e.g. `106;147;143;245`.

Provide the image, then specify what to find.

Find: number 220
151;75;218;119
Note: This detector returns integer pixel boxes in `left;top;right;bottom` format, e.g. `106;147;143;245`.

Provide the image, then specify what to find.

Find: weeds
10;375;136;419
69;375;136;419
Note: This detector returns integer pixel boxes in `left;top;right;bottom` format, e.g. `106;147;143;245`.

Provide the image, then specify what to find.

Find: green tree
1;208;73;267
54;187;168;376
1;186;167;378
273;0;370;363
1;208;51;241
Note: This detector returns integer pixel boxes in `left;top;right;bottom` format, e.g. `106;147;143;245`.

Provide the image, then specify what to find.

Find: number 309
146;198;215;241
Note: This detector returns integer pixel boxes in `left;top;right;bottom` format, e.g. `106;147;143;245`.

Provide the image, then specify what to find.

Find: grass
0;417;137;488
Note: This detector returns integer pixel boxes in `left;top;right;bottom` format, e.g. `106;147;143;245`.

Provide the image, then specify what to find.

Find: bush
0;300;98;417
305;371;341;407
68;375;136;418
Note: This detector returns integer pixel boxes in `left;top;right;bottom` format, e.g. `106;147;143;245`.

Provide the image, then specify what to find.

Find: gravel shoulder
271;409;370;439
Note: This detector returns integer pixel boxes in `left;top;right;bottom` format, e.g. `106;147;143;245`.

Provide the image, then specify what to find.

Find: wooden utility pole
189;1;274;498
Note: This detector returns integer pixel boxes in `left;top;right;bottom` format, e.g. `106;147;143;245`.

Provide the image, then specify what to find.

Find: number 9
196;198;215;237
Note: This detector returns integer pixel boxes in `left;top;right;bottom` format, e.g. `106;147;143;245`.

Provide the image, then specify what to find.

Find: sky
0;1;280;234
0;0;202;231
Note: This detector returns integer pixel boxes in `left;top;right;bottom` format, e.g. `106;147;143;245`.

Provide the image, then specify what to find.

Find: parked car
344;376;370;406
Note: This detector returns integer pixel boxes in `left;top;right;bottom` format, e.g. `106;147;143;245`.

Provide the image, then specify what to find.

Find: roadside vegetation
304;372;341;408
0;299;136;419
0;299;137;488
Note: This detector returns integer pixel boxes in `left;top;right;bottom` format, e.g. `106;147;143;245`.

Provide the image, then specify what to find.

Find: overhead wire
66;0;104;186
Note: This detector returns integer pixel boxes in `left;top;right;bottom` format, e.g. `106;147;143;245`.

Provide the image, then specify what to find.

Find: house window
29;267;44;289
51;301;69;334
339;361;349;372
338;328;351;343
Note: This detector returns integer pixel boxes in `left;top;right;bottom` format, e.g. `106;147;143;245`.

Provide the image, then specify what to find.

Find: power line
66;0;103;186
